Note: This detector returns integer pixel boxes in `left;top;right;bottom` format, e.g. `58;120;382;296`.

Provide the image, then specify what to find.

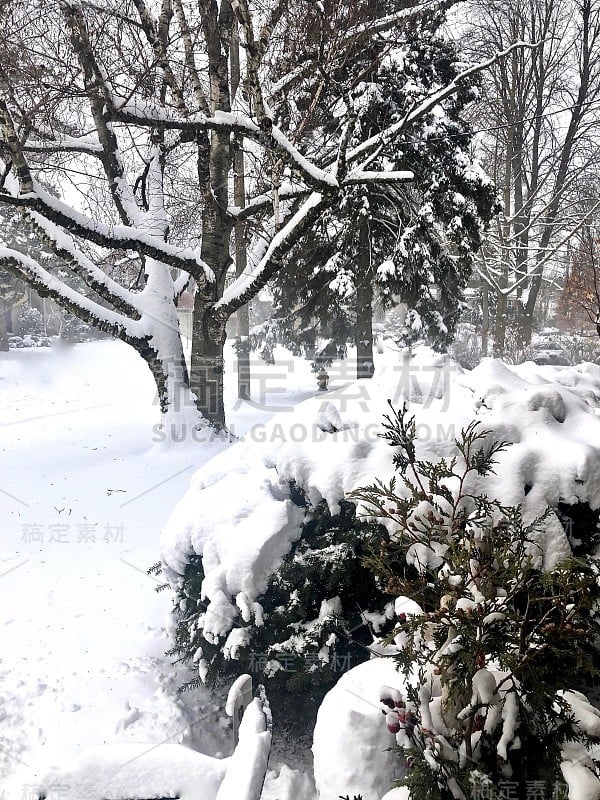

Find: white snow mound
312;658;407;800
38;742;228;800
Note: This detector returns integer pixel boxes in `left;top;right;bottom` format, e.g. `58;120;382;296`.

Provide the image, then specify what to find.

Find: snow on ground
6;336;600;800
39;743;229;800
36;690;273;800
312;658;407;800
0;338;324;800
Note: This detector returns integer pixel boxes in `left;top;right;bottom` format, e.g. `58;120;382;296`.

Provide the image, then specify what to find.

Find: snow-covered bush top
160;348;600;667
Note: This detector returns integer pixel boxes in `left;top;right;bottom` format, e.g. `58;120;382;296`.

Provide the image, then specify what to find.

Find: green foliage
351;403;600;799
255;8;500;363
168;492;392;732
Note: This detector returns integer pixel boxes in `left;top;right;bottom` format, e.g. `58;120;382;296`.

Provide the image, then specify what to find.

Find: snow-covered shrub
448;323;483;369
61;313;95;343
160;349;600;782
22;333;51;347
545;330;600;366
14;334;51;348
17;303;44;336
351;404;600;800
166;493;393;732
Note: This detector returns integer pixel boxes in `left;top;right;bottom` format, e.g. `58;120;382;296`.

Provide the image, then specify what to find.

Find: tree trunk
480;284;489;358
356;221;374;379
494;293;507;358
190;300;227;428
489;42;516;363
233;143;250;400
521;0;594;345
192;122;234;429
0;309;8;351
142;340;195;420
231;20;251;402
512;120;531;352
137;258;202;436
232;140;251;401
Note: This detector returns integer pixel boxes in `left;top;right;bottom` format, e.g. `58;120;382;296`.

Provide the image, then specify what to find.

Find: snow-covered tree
0;0;527;430
164;493;392;734
256;13;498;374
17;303;44;336
557;225;600;338
464;0;600;357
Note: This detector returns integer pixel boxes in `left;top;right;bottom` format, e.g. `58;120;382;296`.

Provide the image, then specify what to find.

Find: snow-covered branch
61;0;143;227
342;170;414;185
344;0;459;40
346;41;544;166
0;181;214;281
172;0;210;114
172;270;191;296
480;197;600;297
22;135;103;156
24;210;141;318
267;0;461;100
110;103;342;192
131;0;188;113
233;0;270;123
228;183;311;221
0;98;34;194
0;246;140;339
216;192;328;316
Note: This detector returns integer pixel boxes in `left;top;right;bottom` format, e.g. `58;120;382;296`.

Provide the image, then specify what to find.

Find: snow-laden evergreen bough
352;404;600;800
0;0;528;430
160;491;395;733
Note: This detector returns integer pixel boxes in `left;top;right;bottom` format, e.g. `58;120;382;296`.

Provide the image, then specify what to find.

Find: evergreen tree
253;10;499;371
160;493;392;734
17;303;44;336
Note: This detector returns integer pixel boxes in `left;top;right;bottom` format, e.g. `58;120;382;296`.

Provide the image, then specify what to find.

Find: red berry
385;711;401;734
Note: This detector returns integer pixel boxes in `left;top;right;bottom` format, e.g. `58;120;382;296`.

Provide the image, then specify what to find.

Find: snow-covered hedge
165;490;395;731
160;348;600;732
